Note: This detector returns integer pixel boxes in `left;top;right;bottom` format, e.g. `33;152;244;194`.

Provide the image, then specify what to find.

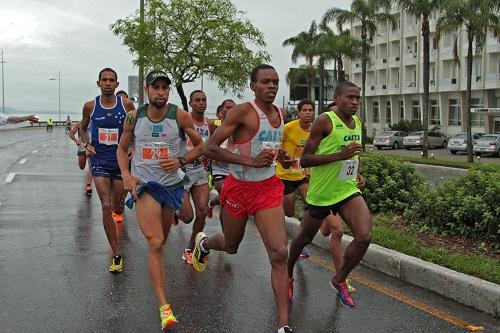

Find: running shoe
346;278;357;294
182;249;193;265
112;212;124;224
300;247;310;258
192;232;209;272
288;277;294;300
159;304;178;331
109;255;123;273
84;184;92;195
277;326;293;333
207;206;214;219
330;276;354;308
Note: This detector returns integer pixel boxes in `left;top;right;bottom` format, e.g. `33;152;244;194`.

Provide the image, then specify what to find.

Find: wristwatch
177;156;187;168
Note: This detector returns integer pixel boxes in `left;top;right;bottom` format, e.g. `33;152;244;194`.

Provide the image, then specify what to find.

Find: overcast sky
0;0;350;116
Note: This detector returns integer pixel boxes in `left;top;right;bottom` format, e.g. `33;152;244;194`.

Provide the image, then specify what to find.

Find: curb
285;216;500;317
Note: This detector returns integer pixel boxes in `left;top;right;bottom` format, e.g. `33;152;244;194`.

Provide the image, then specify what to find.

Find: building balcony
388;55;400;66
388;82;400;94
376;83;388;92
486;38;500;52
376;33;387;44
485;73;500;89
352;62;362;73
403;52;417;60
403;25;417;37
376;58;388;69
439;78;458;91
389;29;401;41
420;49;437;61
402;80;417;93
440;46;454;60
366;84;377;96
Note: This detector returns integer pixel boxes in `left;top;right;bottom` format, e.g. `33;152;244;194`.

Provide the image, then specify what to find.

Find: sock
277;326;291;333
200;238;209;254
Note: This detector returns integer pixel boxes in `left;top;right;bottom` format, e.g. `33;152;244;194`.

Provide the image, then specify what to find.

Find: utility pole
138;0;145;105
1;50;5;113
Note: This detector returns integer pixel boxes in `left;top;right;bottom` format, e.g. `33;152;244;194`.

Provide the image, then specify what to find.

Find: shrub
405;166;500;244
362;155;424;213
389;120;423;133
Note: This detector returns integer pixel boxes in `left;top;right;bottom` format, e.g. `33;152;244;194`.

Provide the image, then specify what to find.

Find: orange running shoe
112;212;124;224
182;249;193;265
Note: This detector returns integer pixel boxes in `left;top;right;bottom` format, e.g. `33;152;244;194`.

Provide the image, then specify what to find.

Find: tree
283;21;320;103
436;0;500;162
395;0;440;159
111;0;270;110
322;0;396;150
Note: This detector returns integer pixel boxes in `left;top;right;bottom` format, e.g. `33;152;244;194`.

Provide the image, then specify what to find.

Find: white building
347;10;500;136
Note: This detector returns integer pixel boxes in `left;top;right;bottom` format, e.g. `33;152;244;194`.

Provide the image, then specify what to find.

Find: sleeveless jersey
211;120;229;176
131;103;185;187
227;100;283;182
276;119;310;181
184;115;210;175
306;111;362;206
90;95;127;168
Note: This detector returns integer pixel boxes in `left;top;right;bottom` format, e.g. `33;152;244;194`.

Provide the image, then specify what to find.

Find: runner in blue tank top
80;68;135;273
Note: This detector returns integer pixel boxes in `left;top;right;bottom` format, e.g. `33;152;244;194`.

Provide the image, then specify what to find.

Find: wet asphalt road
1;127;498;333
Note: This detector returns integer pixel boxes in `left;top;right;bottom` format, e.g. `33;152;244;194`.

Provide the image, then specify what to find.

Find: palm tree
283;21;320;102
436;0;500;162
395;0;440;159
322;0;396;150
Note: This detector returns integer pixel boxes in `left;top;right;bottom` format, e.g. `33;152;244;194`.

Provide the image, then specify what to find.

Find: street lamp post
49;72;61;121
1;50;5;113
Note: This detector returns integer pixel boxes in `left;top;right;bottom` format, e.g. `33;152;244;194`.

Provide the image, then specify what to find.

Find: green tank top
306;111;362;206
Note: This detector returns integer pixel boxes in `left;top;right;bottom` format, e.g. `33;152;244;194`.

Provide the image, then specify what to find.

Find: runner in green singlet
287;81;370;308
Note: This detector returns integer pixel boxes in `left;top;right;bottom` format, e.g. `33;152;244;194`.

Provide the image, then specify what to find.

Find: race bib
141;142;169;161
290;157;303;173
98;128;119;145
338;159;359;180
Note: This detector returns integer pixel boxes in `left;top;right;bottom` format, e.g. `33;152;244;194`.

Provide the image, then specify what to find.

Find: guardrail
30;121;75;127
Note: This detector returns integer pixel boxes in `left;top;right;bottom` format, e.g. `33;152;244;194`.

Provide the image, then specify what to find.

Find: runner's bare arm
301;114;362;167
68;122;80;145
178;109;204;163
208;119;216;136
80;101;96;155
117;110;141;199
205;104;274;167
122;98;136;113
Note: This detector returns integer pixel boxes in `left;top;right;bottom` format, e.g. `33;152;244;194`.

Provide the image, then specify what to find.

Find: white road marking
19;159;27;164
5;173;16;183
42;144;48;147
32;150;38;154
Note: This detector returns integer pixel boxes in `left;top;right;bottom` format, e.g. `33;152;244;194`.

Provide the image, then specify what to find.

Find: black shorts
212;174;227;182
282;178;309;195
305;193;362;220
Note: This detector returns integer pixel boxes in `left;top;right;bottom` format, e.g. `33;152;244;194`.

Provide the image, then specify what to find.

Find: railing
376;83;387;90
440;46;453;55
404;25;417;36
439;78;457;86
389;82;400;89
389;56;400;63
487;37;499;46
376;58;388;65
486;73;500;81
404;81;416;87
403;52;417;60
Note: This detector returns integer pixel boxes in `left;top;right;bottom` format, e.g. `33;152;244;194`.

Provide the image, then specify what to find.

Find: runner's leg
187;184;209;249
112;178;126;215
334;196;371;283
93;176;119;256
202;208;247;253
282;192;296;218
324;214;343;271
254;206;289;328
177;190;194;223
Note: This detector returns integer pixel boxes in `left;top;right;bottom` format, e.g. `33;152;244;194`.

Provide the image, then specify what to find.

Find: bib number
141;143;169;161
339;159;359;180
98;128;119;145
290;157;303;173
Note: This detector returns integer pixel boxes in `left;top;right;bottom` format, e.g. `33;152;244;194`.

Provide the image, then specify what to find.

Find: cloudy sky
0;0;350;117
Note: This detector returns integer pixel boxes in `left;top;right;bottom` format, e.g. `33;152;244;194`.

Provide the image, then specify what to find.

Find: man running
80;68;135;272
68;121;93;195
176;90;214;265
193;64;292;333
287;81;370;308
117;70;203;330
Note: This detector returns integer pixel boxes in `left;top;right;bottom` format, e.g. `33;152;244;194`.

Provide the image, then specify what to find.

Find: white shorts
184;170;208;190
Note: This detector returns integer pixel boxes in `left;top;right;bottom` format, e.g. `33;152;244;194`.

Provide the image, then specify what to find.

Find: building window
412;100;420;121
448;99;461;126
399;100;404;121
470;98;485;127
373;101;380;123
386;101;392;124
430;100;440;125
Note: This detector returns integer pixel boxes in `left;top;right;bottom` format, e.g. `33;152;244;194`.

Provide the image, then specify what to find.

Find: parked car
448;132;484;154
403;131;448;149
473;134;500;157
373;131;408;150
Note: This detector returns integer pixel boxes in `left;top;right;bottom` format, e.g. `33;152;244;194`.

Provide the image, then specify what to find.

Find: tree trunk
361;27;368;152
466;33;474;163
176;84;189;111
138;0;145;104
422;16;430;159
319;58;325;114
338;56;345;82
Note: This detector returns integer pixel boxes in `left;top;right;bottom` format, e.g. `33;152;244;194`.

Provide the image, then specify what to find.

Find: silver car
403;131;448;149
373;131;407;150
473;134;500;157
448;132;484;154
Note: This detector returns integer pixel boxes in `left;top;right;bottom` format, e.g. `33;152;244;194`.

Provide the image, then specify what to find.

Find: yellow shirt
276;119;310;181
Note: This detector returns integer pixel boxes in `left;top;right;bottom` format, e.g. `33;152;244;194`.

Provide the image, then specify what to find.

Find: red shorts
221;174;284;218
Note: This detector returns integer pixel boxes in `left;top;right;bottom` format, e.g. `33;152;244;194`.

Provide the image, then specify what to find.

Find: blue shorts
125;181;185;210
91;165;122;180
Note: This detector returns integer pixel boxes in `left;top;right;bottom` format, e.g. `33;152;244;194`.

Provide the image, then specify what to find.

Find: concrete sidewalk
285;217;500;317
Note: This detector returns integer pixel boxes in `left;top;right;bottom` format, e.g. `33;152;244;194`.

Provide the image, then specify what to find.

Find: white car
403;131;448;149
448;132;484;154
473;134;500;157
373;131;408;150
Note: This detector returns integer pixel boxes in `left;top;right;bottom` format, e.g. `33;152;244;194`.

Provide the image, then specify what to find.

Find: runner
208;99;236;219
65;115;72;134
193;64;293;333
79;67;135;272
176;90;215;265
68;121;93;195
116;90;129;99
287;81;370;308
117;70;203;331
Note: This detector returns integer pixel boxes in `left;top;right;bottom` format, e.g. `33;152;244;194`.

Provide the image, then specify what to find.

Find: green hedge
404;166;500;244
363;155;424;213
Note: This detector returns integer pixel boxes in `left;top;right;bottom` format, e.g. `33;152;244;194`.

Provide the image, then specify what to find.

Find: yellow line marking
246;225;484;332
